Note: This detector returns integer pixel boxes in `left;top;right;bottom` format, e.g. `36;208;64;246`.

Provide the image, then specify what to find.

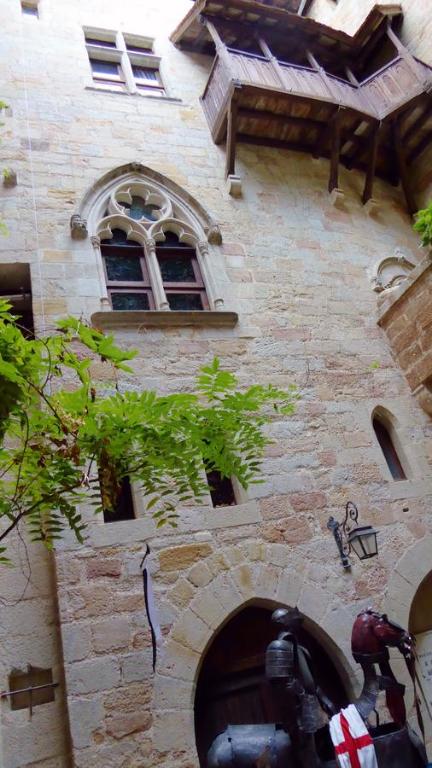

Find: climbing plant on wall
413;201;432;247
0;301;297;561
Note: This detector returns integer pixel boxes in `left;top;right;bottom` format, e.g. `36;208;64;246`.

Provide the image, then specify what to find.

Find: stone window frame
71;164;237;329
83;27;165;97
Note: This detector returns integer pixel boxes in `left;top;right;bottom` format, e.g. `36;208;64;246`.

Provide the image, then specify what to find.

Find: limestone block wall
1;0;432;766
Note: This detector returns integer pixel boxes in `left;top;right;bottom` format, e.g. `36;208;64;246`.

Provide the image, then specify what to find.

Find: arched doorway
194;604;349;767
410;571;432;729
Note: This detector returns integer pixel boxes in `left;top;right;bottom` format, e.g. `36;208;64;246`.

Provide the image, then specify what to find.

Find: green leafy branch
0;303;298;559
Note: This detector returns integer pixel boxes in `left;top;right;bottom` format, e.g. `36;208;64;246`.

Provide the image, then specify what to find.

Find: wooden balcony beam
407;128;432;165
362;123;380;204
392;119;417;215
328;109;343;193
403;99;432;146
238;108;323;133
226;93;240;179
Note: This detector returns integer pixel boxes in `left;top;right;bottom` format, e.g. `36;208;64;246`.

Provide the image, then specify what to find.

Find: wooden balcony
201;47;432;210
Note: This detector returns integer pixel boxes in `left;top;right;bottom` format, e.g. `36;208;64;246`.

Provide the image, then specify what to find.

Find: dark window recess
110;292;150;311
108;228;137;245
132;66;164;93
206;469;236;508
102;476;135;523
159;254;196;283
8;667;55;711
166;293;204;311
126;43;153;53
85;37;117;48
104;253;143;282
122;196;160;221
0;263;34;338
373;417;406;480
90;59;119;76
21;3;38;15
133;66;158;81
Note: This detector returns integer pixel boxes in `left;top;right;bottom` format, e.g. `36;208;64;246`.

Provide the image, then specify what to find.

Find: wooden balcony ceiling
173;1;432;212
171;0;402;75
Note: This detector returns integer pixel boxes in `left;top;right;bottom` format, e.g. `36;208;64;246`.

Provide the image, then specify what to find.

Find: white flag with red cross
329;704;378;768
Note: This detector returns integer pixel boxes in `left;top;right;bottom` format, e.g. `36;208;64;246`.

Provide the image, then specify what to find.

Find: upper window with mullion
156;233;208;311
101;229;154;311
90;59;124;90
132;65;164;95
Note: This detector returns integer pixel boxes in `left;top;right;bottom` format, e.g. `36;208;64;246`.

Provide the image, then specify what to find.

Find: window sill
91;310;239;329
84;85;182;103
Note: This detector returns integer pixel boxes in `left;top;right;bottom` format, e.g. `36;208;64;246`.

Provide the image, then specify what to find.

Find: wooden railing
201;48;432;138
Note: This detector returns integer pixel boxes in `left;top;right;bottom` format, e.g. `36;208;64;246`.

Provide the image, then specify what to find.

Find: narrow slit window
206;469;236;508
156;232;209;311
373;416;406;480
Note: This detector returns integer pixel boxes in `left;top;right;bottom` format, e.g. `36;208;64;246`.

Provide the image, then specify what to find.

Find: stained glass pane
158;254;196;283
104;254;143;282
111;293;150;311
122;197;160;221
167;293;203;311
103;229;140;246
158;232;189;248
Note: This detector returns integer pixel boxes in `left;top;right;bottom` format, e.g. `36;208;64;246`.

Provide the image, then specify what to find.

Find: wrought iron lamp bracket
327;501;359;570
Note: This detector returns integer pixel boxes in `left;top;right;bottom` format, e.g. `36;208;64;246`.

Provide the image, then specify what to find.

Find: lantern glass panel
349;526;378;560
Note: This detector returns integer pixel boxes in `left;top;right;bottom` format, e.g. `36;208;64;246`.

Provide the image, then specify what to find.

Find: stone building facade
1;1;432;767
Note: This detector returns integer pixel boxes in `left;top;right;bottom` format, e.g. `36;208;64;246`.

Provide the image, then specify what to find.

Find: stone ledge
91;310;239;329
85;86;182;104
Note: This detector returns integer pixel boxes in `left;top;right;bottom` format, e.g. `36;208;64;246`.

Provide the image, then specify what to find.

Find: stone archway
194;601;349;766
385;535;432;755
151;542;357;761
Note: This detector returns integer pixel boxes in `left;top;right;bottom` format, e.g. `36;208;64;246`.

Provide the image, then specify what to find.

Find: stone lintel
91;310;239;329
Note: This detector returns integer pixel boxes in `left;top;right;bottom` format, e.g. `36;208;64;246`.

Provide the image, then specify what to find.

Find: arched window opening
194;605;348;767
101;229;154;311
156;231;208;311
372;414;407;480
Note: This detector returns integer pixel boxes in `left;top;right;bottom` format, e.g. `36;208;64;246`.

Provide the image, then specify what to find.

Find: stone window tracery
78;165;225;315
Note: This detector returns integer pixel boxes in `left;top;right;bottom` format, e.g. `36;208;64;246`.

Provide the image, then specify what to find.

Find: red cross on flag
329;704;378;768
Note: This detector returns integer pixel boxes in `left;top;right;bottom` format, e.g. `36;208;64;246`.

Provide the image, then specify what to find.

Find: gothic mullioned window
84;167;225;314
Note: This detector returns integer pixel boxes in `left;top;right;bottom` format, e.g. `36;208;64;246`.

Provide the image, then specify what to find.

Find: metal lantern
348;524;379;561
327;502;379;570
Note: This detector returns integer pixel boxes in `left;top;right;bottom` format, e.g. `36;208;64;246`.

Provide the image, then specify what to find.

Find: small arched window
100;228;154;311
372;412;407;480
156;231;208;311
